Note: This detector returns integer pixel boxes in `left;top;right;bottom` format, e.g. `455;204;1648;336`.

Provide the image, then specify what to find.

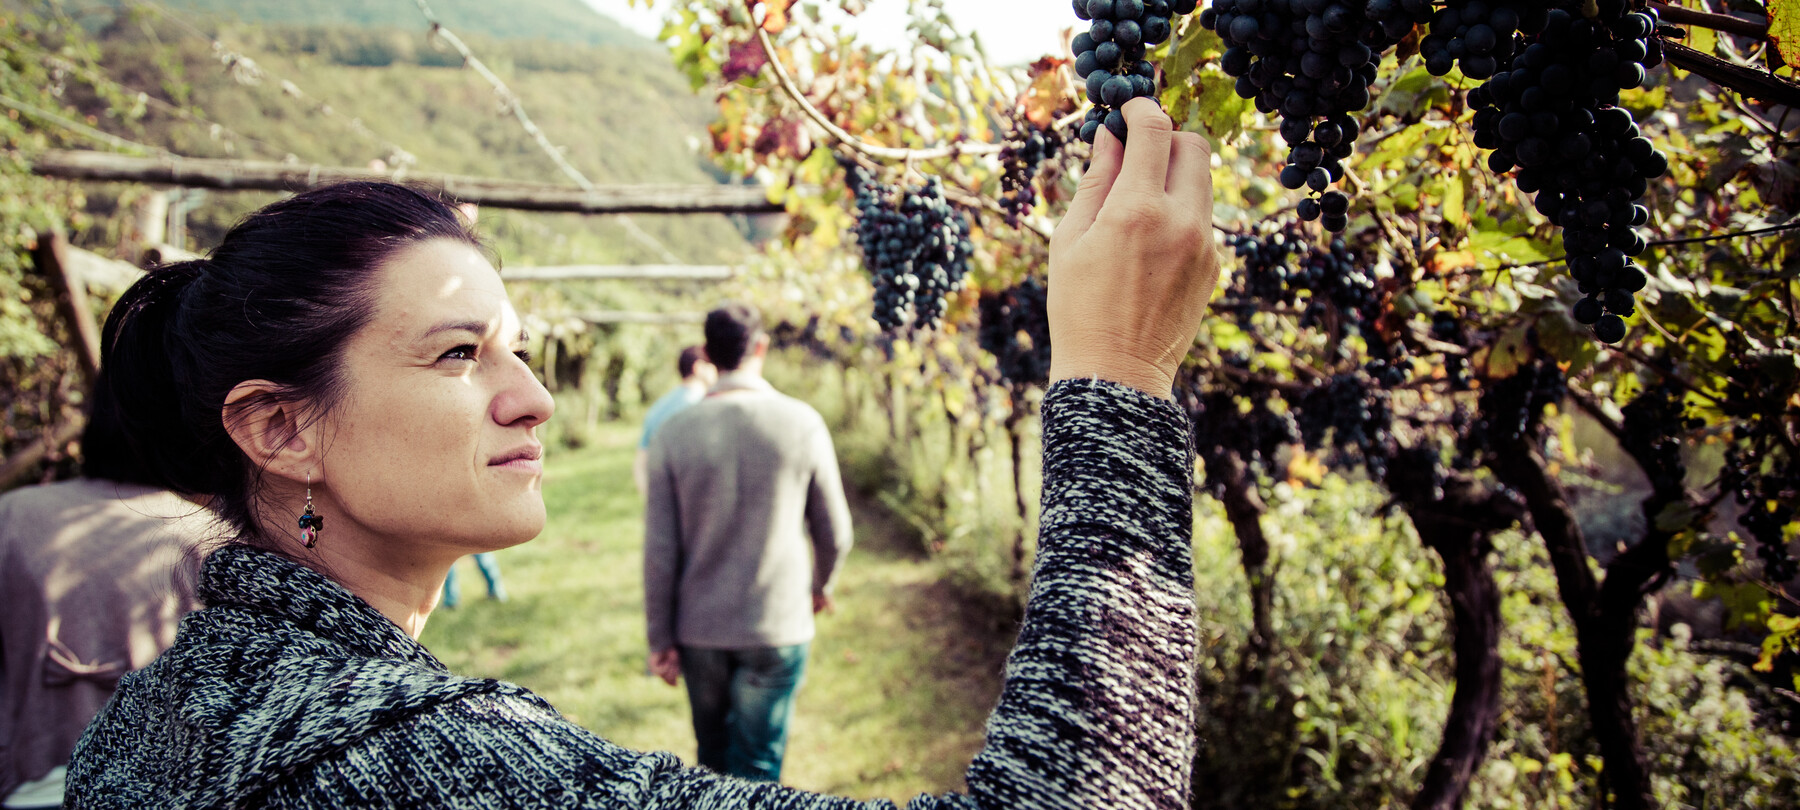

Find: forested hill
106;0;655;48
72;2;750;265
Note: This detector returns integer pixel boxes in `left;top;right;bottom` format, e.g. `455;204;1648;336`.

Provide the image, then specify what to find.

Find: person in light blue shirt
633;345;716;496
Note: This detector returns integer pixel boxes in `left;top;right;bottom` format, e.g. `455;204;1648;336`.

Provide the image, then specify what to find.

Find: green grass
418;418;1012;801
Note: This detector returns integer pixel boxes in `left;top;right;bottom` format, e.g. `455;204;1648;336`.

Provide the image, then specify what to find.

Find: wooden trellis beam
30;150;785;215
503;265;737;281
562;311;705;325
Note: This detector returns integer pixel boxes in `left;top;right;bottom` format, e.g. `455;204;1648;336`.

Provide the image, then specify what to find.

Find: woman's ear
222;380;321;484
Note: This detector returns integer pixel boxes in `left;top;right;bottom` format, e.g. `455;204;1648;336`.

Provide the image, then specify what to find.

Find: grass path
419;421;1012;801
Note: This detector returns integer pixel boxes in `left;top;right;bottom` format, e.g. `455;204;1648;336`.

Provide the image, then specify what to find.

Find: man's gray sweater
643;373;854;651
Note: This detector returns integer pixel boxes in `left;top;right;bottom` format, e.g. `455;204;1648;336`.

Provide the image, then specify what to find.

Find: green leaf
1485;325;1532;379
1442;173;1468;230
1770;0;1800;67
1653;501;1701;533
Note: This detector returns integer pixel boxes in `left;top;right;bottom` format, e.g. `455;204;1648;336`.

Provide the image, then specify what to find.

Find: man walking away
633;345;716;497
642;303;853;783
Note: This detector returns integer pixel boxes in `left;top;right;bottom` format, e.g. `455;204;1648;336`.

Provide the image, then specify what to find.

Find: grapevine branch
745;2;1084;164
0;93;167;156
413;0;591;189
1488;220;1800;273
1660;40;1800;109
412;0;682;264
1648;1;1769;41
1645;220;1800;249
748;15;1002;160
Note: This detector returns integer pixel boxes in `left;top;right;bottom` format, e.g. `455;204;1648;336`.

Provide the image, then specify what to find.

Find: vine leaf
1022;57;1071;128
1773;0;1800;67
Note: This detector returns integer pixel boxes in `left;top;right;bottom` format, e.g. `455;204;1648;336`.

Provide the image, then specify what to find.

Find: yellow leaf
1443;175;1467;230
1287;449;1326;487
1686;19;1717;56
1773;0;1800;67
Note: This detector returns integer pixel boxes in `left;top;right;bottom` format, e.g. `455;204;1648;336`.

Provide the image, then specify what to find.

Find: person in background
642;303;854;782
631;345;715;497
440;552;507;608
0;364;218;809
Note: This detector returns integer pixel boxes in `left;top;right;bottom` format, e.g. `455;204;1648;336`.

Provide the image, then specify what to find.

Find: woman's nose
493;352;556;428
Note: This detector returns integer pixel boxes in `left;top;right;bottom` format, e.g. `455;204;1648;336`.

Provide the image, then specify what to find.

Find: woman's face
318;238;554;557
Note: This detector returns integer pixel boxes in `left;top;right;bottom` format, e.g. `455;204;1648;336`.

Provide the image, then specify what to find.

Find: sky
579;0;1072;66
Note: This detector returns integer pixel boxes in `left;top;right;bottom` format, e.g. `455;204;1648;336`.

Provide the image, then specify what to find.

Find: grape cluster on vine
1716;347;1800;583
1183;364;1301;486
1419;0;1543;79
841;157;975;332
1226;222;1390;350
1618;376;1689;496
1201;0;1433;231
1465;5;1669;344
1466;349;1566;455
977;277;1052;385
1431;309;1474;390
1721;443;1799;583
998;122;1065;227
1295;371;1395;474
1071;0;1195;144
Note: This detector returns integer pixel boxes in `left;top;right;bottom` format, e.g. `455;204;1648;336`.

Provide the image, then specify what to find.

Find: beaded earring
298;475;324;548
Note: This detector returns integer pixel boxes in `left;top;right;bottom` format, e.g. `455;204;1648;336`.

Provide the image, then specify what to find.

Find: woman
67;97;1220;808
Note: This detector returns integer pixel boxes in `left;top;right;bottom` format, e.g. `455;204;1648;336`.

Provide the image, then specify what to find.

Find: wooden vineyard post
33;228;101;380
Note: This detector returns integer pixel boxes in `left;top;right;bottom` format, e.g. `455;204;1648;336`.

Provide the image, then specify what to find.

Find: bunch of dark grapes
1294;371;1395;474
842;158;975;332
977;277;1052;385
1618;377;1688;496
1431;309;1475;390
1386;442;1450;502
1226;223;1384;339
1199;0;1433;231
1465;350;1566;455
1716;347;1800;582
1722;446;1799;583
998;123;1065;227
1182;373;1301;489
1419;0;1544;79
1467;5;1668;344
1071;0;1194;144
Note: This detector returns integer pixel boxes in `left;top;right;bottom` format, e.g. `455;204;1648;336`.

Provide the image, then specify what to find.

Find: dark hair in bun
94;181;484;544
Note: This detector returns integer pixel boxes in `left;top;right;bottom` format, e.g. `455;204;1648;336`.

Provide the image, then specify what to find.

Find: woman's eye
513;348;533;364
439;345;478;362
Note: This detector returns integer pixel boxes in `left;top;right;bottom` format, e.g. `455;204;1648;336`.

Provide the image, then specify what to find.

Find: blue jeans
678;644;809;782
442;553;506;607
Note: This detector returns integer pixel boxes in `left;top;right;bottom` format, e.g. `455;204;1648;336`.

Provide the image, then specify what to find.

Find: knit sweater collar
198;544;446;671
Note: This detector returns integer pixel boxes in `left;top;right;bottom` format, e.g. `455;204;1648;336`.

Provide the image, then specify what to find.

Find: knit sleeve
273;379;1195;810
949;378;1197;810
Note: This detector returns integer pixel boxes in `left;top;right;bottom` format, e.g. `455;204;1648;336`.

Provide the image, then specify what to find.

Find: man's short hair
677;345;706;379
703;303;762;371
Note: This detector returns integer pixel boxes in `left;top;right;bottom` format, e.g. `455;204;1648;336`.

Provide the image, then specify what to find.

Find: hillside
69;7;751;267
103;0;656;49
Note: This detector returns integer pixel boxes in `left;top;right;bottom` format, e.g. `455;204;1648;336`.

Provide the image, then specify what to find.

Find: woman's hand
1048;97;1220;399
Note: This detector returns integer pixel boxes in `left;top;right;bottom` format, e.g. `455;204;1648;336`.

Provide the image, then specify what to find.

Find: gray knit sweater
65;379;1196;809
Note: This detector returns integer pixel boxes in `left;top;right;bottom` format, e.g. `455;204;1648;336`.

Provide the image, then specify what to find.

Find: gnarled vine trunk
1211;448;1276;676
1489;437;1664;810
1398;473;1522;810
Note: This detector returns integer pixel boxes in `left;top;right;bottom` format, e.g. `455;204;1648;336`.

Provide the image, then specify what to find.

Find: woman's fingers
1159;131;1216;202
1112;98;1175;200
1055;126;1126;248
